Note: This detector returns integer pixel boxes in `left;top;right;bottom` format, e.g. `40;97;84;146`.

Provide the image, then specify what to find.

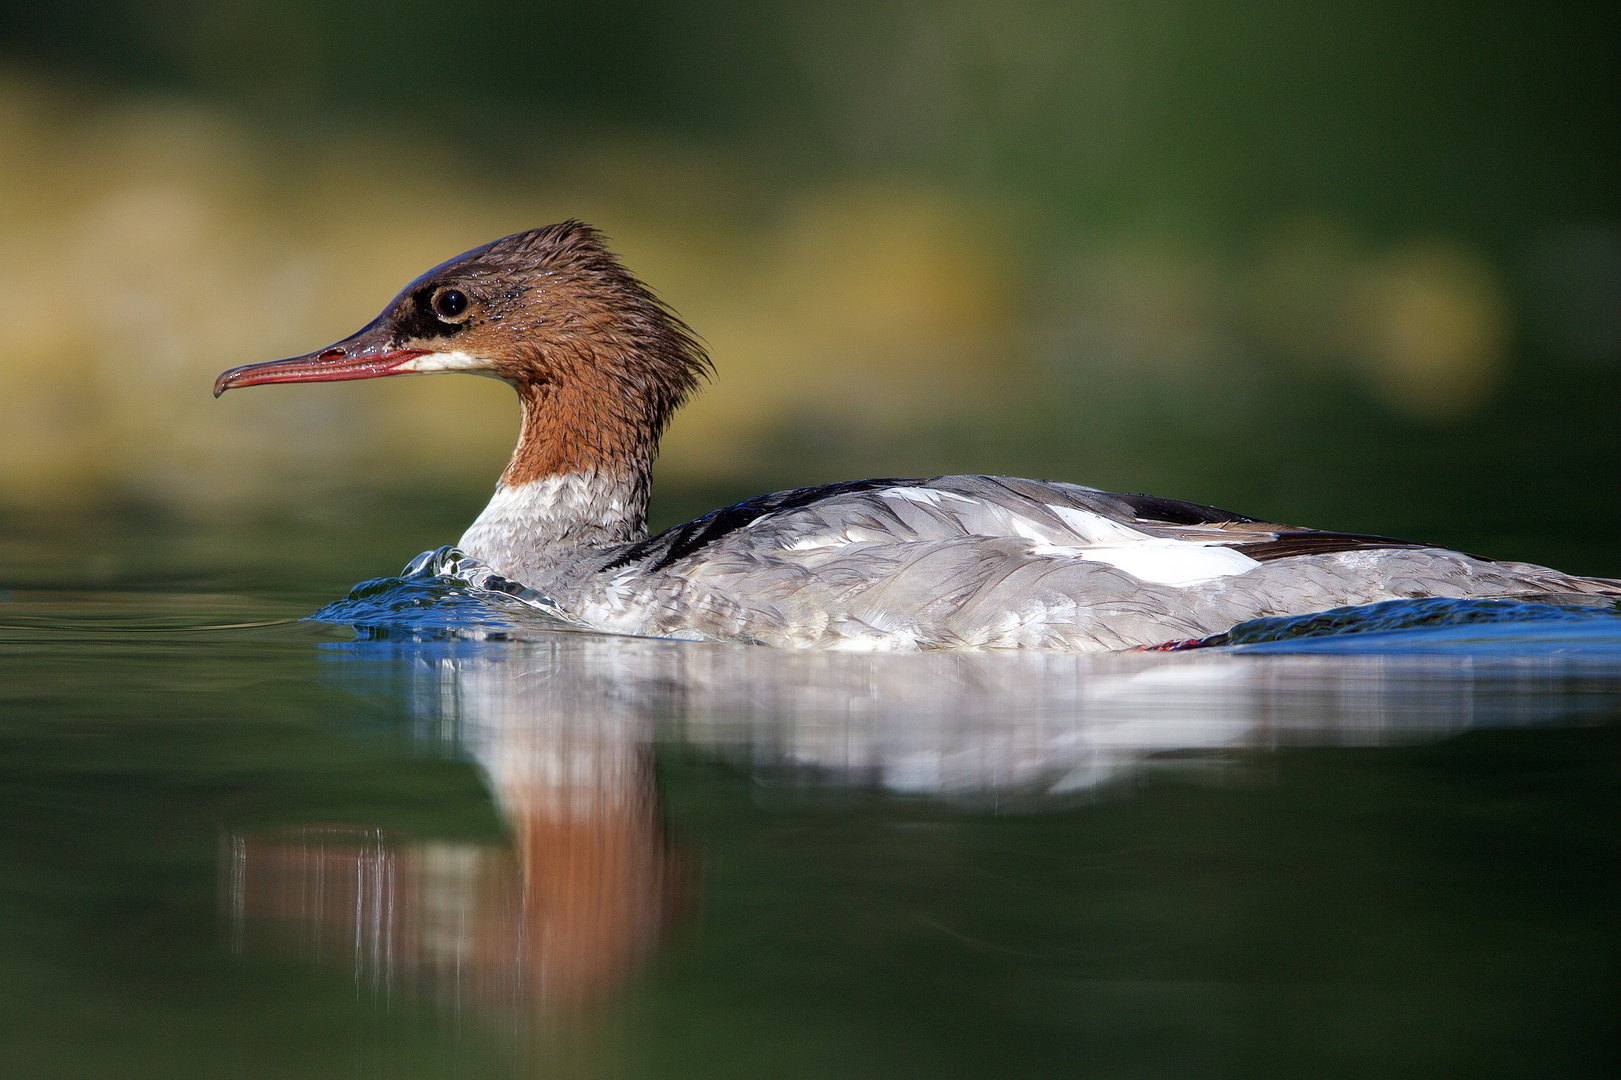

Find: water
2;544;1617;1078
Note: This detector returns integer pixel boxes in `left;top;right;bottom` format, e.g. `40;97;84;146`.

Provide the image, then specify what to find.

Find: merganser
214;223;1621;650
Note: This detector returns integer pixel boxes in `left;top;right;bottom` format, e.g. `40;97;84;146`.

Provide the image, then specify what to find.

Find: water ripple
309;546;581;640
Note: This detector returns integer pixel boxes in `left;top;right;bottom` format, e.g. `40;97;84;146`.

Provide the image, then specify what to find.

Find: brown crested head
215;222;710;483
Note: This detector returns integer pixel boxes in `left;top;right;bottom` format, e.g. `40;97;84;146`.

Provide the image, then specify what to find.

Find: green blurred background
1;1;1616;587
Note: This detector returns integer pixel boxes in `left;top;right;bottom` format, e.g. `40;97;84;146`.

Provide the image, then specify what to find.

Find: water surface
1;555;1617;1078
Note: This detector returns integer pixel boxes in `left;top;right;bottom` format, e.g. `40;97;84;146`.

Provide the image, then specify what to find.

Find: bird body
456;471;1612;651
215;224;1620;651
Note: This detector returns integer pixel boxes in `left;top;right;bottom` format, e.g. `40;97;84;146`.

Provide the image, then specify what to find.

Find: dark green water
2;553;1618;1078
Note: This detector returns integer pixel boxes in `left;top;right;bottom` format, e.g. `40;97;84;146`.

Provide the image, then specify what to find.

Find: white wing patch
1030;541;1259;586
1036;504;1260;585
1045;505;1154;544
785;534;849;551
778;485;1260;587
879;486;976;506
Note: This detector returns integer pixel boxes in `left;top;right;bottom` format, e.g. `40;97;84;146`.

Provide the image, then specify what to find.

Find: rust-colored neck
499;370;654;491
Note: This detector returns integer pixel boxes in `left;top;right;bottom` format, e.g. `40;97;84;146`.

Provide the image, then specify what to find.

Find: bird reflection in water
223;646;687;1021
221;626;1615;1021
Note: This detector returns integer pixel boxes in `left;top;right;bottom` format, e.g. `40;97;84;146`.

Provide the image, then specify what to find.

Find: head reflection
225;643;685;1020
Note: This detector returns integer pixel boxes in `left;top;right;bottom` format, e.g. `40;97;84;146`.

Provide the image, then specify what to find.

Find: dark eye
431;287;469;321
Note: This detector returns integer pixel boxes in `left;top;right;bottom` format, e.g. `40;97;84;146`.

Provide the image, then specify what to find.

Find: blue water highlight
309;546;581;640
1207;596;1621;657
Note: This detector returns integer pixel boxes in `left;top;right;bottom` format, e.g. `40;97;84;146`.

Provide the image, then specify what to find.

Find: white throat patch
394;350;494;375
457;473;641;583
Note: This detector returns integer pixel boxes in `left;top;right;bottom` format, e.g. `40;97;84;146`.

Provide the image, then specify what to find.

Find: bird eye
431;287;470;322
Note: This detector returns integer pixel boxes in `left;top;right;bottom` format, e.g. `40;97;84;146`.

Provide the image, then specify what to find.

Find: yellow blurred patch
1345;241;1509;422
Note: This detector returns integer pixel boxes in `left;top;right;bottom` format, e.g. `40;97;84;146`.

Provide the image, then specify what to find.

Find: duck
214;223;1621;651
